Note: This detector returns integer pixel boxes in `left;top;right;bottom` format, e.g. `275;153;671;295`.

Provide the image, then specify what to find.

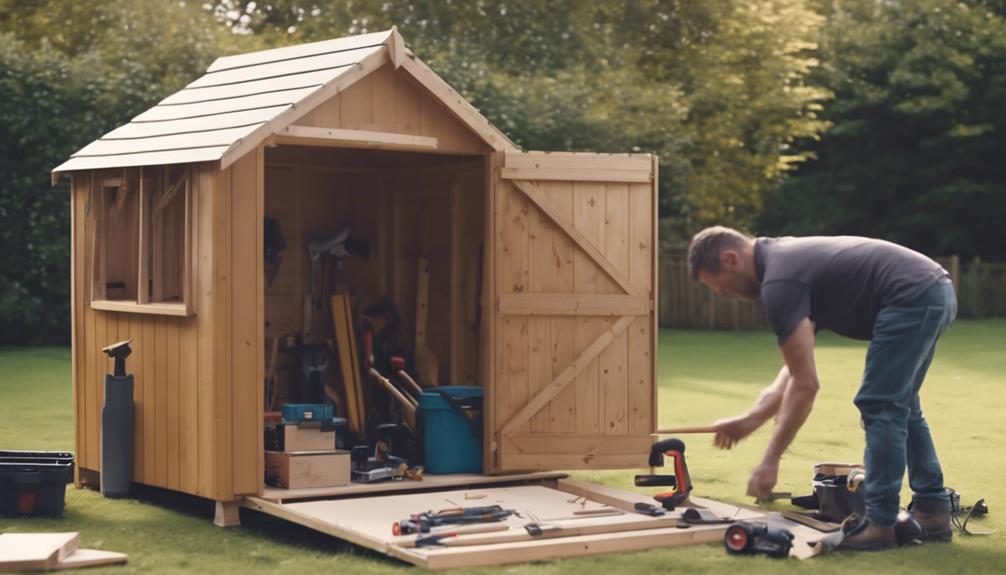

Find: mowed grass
1;321;1003;574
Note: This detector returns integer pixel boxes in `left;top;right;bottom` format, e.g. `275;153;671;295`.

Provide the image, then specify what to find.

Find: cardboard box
265;450;350;489
265;423;336;452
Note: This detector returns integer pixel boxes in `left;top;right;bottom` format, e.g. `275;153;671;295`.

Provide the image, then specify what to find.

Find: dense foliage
0;0;1002;343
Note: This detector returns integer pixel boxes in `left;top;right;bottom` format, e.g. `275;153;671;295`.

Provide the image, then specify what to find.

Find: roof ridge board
131;103;293;124
157;83;323;107
184;62;357;90
71;144;229;158
205;41;387;75
207;29;393;72
99;120;268;141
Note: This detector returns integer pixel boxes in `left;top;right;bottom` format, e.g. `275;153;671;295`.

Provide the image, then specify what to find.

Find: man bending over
688;226;956;550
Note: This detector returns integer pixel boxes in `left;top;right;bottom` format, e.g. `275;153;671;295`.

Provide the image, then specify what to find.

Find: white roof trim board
53;28;513;176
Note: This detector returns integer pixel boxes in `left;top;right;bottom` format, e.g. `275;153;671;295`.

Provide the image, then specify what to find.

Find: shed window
90;166;192;316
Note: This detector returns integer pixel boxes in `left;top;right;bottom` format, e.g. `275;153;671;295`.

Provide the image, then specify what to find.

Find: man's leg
906;348;945;500
854;287;949;529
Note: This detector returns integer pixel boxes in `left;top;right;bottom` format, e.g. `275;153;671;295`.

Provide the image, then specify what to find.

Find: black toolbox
0;451;74;517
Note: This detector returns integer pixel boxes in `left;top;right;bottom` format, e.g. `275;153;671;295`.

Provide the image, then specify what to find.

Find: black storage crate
0;451;74;517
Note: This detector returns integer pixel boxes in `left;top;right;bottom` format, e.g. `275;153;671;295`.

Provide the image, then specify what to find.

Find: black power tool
724;521;794;558
634;438;694;510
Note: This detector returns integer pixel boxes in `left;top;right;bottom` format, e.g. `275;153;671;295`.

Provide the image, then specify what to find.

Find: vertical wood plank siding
72;162;265;501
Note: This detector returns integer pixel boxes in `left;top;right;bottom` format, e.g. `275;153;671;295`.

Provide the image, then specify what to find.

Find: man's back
755;236;948;342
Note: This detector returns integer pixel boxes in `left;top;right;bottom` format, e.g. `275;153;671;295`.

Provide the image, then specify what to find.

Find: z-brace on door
490;151;658;472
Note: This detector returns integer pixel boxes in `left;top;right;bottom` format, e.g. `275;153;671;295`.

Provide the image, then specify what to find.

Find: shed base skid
214;500;241;527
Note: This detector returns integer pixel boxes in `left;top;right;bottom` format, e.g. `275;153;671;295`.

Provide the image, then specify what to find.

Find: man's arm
747;317;820;498
713;365;791;449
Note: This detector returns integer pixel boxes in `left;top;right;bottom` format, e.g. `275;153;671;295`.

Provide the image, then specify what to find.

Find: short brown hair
687;226;752;280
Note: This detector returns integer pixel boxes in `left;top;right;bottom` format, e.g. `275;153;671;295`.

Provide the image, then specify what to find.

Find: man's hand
747;460;779;500
712;415;761;449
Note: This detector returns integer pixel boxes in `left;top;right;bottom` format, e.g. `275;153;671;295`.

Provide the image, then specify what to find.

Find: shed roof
53;28;514;177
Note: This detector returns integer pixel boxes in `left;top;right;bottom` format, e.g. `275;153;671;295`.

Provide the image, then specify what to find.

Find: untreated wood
276;125;438;151
508;179;638;296
657;425;718;435
331;294;365;433
498;315;634;438
499;294;649;317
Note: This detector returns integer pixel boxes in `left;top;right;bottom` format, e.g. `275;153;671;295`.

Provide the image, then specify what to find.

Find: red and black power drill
634;438;694;510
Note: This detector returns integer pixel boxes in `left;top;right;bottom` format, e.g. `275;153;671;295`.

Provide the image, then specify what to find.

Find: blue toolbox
281;403;334;422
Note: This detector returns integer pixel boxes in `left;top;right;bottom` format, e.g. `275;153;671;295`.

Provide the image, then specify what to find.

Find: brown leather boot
909;497;953;542
838;520;896;551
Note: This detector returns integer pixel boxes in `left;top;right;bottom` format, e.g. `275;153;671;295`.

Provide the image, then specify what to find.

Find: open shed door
489;151;658;472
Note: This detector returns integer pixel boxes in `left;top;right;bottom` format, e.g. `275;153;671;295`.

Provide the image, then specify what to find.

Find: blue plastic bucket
419;386;483;474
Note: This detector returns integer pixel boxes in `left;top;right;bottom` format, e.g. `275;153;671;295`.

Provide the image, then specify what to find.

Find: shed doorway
262;144;489;495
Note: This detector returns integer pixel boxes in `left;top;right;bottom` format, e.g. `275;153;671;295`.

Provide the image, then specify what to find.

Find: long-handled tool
420;515;681;548
390;356;425;398
656;425;718;435
363;332;417;430
634;438;694;510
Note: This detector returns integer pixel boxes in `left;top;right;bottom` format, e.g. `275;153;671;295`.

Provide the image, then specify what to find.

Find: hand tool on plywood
406;524;510;548
724;521;794;558
393;505;516;535
414;256;439;386
421;515;681;548
635;438;694;510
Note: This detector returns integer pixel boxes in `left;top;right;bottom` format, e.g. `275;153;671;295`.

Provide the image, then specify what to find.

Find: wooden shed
52;28;677;567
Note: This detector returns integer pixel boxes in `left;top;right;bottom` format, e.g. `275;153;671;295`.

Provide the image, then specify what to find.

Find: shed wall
72;164;216;497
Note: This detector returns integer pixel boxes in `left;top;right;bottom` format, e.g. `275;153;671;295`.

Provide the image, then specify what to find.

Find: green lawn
1;321;1003;573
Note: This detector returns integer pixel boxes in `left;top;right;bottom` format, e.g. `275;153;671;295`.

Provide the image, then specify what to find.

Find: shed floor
260;471;567;502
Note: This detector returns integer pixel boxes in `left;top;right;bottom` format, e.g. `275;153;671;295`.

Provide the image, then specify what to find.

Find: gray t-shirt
755;236;949;344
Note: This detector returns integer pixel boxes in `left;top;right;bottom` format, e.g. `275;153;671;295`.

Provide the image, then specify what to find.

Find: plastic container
0;451;74;517
281;403;334;422
418;386;483;474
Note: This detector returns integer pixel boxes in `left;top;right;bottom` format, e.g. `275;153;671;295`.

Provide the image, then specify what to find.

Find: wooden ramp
243;477;769;569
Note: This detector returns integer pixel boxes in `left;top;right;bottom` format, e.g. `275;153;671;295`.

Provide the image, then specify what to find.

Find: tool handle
656;425;718;434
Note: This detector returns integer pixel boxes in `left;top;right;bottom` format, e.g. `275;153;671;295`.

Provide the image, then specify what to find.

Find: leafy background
2;0;1004;343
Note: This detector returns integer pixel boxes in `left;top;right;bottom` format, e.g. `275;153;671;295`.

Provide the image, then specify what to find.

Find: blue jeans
855;280;956;527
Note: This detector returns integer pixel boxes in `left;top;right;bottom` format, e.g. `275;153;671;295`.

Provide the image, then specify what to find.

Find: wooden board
244;479;755;570
56;549;128;570
259;471;566;502
0;532;79;572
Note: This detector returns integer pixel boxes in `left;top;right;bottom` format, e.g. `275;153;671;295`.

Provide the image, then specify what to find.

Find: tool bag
791;463;866;523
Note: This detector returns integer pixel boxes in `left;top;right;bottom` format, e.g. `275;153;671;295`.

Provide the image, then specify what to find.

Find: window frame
89;166;194;317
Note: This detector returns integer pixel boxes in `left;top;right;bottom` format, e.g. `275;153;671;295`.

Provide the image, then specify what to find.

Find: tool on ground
724;521;794;558
100;339;134;498
916;488;994;536
350;443;403;484
409;524;510;548
756;491;793;504
656;425;718;435
790;463;866;522
414;256;439;386
393;505;516;535
0;451;74;517
633;502;667;517
679;508;733;526
635;438;694;510
419;515;682;548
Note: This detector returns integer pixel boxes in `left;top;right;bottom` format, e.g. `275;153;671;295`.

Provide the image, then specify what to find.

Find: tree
760;0;1006;259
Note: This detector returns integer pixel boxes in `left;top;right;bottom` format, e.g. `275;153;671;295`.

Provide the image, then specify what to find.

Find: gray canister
100;340;135;498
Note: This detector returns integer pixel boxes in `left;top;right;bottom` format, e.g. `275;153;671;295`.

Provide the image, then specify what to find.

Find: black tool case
0;450;74;517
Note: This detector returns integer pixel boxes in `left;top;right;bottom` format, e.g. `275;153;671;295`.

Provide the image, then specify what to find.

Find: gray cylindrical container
101;374;134;498
100;340;135;498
